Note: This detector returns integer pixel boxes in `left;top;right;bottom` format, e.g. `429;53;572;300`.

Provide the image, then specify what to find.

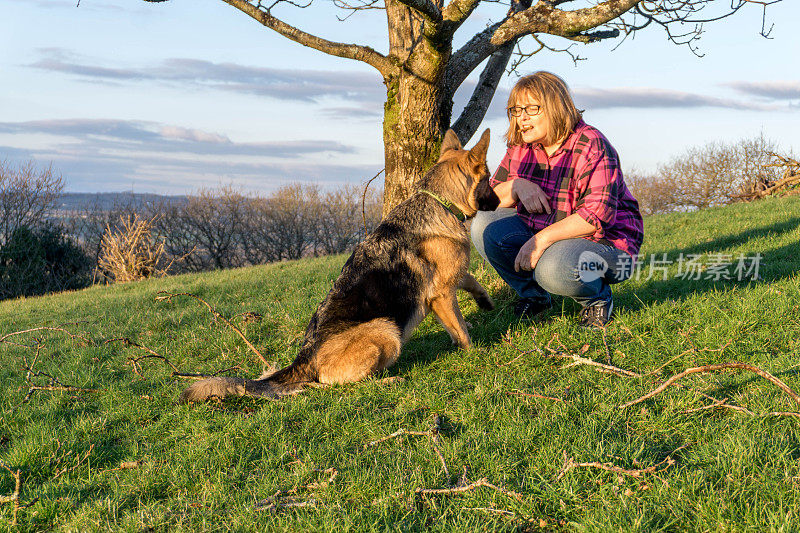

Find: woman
471;72;643;328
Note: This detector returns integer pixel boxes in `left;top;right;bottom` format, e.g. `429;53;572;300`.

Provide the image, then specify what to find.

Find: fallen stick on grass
620;362;800;410
462;506;516;517
19;348;101;404
506;390;565;402
0;462;21;526
0;326;91;348
555;446;685;482
416;477;524;501
365;414;451;481
155;291;270;366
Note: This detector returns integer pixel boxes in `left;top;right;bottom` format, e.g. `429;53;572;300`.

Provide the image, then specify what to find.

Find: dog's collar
419;189;467;222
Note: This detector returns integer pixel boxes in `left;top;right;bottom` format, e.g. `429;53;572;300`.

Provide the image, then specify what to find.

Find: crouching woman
471;71;644;327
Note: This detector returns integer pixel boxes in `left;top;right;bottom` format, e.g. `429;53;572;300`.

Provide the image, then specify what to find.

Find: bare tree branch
445;0;529;141
441;0;483;39
221;0;397;77
492;0;641;46
449;42;513;143
395;0;443;24
448;0;777;94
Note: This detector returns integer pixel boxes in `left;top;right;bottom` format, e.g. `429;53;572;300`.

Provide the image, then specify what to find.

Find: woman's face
512;92;549;146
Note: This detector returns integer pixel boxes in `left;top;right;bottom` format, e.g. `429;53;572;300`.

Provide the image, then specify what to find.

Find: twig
462;506;516;517
429;415;450;479
0;326;91;347
0;462;21;526
555;446;684;482
305;468;338;490
105;338;241;380
620;324;647;347
19;349;101;403
361;168;384;235
254;493;319;511
364;415;450;479
500;328;543;366
416;477;524;501
28;385;100;394
506;390;565;403
601;328;612;365
620;363;800;410
648;338;733;376
504;332;640;379
172;366;243;380
682;398;800;419
364;427;434;448
155;292;269;366
646;349;694;377
104;337;180;377
547;347;641;378
52;444;95;480
253;467;337;512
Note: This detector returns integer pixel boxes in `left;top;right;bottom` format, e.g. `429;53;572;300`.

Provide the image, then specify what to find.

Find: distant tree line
1;159;382;300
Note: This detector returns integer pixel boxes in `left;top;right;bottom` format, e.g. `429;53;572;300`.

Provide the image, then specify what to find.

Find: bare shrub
314;184;382;256
657;141;740;210
0;160;64;246
625;169;677;216
239;184;319;263
97;214;169;283
64;199;143;268
636;135;790;213
151;186;246;272
733;133;784;197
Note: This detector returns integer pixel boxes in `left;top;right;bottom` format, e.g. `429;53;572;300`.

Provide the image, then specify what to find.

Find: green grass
2;196;800;531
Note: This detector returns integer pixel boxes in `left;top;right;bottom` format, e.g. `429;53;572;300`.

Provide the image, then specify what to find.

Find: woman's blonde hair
504;71;582;147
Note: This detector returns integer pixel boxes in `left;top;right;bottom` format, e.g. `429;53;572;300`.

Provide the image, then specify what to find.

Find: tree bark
381;0;450;214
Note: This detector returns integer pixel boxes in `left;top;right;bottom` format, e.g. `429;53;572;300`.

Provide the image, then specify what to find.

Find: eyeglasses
507;105;542;117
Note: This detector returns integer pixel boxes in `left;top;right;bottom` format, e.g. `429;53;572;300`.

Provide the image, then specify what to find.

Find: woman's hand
514;235;550;271
511;180;551;214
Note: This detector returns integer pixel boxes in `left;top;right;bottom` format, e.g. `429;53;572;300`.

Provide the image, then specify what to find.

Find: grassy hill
2;196;800;531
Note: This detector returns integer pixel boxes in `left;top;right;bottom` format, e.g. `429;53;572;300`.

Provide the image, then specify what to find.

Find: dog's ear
440;129;462;158
468;128;490;167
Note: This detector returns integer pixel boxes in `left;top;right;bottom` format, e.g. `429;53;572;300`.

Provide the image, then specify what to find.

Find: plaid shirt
490;120;644;258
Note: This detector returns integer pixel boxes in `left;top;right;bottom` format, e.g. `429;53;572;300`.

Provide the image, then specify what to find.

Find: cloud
321;106;383;120
0;141;378;195
571;87;777;111
29;49;385;104
0;119;356;158
724;81;800;100
0;118;371;193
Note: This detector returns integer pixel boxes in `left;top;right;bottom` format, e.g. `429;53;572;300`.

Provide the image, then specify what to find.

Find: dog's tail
177;362;313;404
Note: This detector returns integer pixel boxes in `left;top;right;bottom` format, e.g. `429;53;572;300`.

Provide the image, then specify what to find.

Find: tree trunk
381;0;449;215
382;76;447;214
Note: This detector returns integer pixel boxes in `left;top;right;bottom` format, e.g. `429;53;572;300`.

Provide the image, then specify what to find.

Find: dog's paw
476;295;495;311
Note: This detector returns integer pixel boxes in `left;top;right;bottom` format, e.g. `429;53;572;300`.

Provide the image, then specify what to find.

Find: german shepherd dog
179;129;500;403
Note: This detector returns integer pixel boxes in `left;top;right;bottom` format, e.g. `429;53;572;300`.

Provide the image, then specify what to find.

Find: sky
2;0;798;195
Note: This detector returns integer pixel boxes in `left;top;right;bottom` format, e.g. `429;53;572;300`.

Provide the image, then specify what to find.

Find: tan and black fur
179;128;500;403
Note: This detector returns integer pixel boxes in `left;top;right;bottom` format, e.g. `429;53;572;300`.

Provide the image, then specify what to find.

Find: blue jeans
471;209;632;307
